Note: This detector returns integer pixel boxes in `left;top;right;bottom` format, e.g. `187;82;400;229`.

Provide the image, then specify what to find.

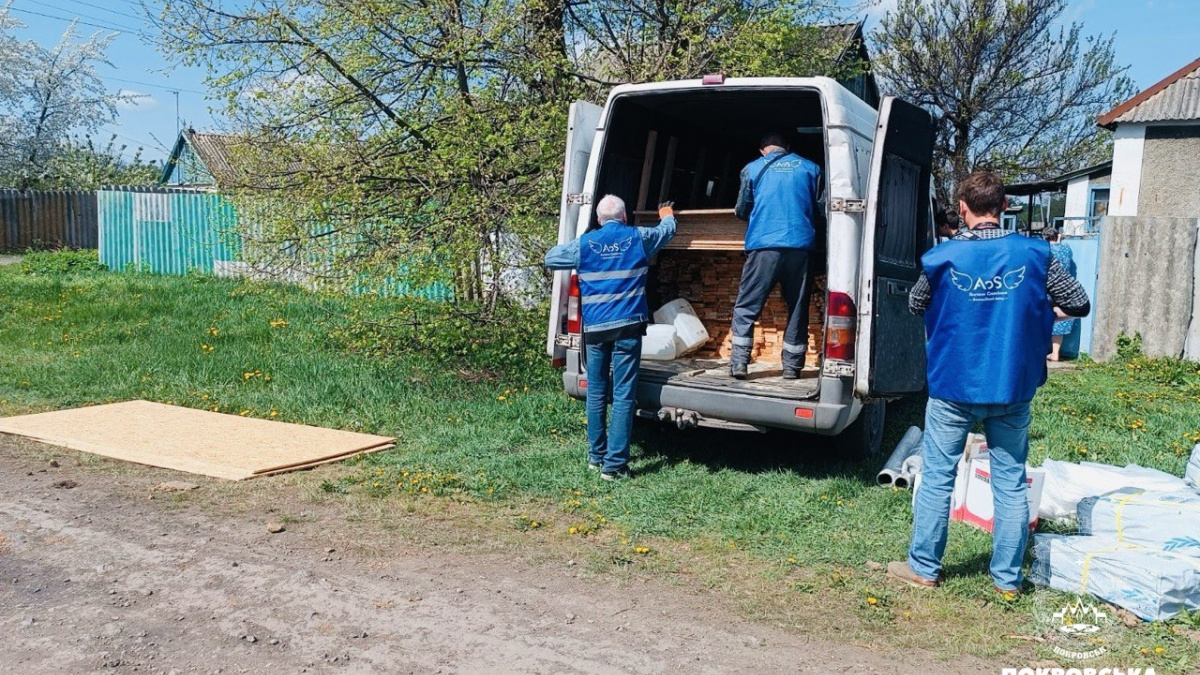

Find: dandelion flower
866;597;878;606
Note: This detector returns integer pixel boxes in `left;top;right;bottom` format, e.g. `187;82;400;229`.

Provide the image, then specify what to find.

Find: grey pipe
893;454;924;490
877;426;923;487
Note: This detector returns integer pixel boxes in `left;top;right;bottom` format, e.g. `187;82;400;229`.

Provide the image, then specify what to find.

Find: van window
876;153;922;268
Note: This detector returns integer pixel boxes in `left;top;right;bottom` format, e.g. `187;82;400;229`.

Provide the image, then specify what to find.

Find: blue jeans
584;336;641;472
908;398;1032;591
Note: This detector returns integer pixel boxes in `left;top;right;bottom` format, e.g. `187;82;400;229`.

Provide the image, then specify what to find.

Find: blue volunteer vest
744;152;820;251
578;221;649;333
922;234;1055;404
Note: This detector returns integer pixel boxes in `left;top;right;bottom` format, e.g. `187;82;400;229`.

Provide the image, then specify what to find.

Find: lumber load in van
633;209;744;250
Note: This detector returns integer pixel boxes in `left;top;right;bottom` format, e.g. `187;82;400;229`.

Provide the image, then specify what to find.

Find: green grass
2;257;1199;670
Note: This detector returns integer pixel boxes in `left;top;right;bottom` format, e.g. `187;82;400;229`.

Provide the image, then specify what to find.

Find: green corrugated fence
98;188;239;275
98;187;451;301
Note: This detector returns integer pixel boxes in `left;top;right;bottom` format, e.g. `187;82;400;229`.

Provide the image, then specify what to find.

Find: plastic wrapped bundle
1078;489;1200;554
1030;534;1200;621
1188;443;1200;490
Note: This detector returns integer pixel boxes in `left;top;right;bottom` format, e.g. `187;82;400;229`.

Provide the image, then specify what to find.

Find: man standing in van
544;195;677;481
888;172;1090;596
730;132;822;380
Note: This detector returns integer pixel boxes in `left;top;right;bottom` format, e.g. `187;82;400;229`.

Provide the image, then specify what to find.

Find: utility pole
172;90;180;139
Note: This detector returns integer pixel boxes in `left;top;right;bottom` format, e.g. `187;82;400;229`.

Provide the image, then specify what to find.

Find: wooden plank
633;208;745;250
635;130;658;211
657;136;678;205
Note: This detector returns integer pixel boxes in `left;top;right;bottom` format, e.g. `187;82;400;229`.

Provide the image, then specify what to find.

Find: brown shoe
887;561;939;588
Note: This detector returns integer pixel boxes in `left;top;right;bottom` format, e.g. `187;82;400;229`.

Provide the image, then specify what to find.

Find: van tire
834;399;886;459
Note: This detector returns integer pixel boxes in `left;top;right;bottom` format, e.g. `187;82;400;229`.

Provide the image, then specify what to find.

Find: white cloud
116;89;156;109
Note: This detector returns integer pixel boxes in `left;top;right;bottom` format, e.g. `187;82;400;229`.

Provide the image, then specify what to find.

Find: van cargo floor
639;358;820;400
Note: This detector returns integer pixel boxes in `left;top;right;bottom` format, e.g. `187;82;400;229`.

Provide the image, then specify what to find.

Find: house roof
1006;160;1112;195
1097;57;1200;129
160;129;253;186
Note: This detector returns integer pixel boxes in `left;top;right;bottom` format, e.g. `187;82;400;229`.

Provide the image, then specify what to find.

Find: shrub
20;249;107;275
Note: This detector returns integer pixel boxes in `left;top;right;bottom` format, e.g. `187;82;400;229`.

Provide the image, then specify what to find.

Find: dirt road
1;438;993;674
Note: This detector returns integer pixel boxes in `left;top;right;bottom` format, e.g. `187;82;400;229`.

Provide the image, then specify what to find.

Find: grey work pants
730;248;811;371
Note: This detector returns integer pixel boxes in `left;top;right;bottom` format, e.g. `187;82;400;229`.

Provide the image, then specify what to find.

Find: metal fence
98;187;239;275
0;189;98;251
98;186;452;301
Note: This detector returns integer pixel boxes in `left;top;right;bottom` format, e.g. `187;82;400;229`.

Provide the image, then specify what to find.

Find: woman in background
1043;227;1077;361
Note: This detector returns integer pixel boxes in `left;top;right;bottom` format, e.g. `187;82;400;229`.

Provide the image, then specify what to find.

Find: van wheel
834;400;886;459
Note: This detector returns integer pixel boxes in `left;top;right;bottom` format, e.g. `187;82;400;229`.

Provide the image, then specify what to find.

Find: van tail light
825;291;856;361
566;273;582;335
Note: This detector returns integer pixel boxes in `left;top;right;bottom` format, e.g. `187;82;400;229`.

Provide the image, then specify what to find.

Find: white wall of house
1062;175;1091;234
1109;123;1146;216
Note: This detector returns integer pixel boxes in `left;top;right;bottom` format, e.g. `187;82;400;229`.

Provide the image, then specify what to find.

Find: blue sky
8;0;1200;164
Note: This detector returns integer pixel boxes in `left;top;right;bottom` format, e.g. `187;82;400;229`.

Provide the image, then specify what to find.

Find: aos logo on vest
588;237;633;259
949;265;1026;301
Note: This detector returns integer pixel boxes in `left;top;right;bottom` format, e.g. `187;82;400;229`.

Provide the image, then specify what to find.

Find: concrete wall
1092;216;1200;361
1138;125;1200;218
1109;124;1146;217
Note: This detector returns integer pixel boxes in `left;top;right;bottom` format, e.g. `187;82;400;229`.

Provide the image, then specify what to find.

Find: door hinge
830;198;865;213
566;193;592;205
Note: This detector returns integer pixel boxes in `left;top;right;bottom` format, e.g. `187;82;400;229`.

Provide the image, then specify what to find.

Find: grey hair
595;194;626;224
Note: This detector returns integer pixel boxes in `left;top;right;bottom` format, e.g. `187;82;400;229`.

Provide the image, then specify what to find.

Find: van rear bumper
562;370;858;435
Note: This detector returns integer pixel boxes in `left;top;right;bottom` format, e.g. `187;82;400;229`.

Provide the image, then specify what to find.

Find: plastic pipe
877;426;923;487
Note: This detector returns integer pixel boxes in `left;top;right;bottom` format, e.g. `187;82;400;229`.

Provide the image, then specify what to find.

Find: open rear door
855;97;935;397
547;100;603;361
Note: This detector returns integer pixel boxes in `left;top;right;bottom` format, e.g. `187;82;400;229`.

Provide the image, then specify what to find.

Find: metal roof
1098;58;1200;128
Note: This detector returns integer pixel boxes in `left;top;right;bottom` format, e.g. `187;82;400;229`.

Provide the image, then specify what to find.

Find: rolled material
877;426;923;487
893;454;924;490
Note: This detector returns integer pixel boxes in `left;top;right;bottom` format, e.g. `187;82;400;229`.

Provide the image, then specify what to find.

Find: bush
20;249;107;275
328;297;554;386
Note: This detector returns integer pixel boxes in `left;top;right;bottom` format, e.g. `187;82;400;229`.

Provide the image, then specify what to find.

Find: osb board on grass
0;400;395;480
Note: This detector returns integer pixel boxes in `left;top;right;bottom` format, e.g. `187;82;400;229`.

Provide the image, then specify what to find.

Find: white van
546;76;935;456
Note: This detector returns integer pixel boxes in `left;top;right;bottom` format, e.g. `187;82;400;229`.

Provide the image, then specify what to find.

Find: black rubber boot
782;368;800;380
730;363;748;380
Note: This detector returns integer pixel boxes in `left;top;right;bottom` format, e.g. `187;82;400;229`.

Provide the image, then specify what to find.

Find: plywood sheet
0;400;395;480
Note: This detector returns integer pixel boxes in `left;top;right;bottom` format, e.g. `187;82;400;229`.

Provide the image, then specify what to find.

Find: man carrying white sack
887;172;1090;596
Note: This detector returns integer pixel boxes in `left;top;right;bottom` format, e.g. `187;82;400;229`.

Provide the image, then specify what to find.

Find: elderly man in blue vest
888;172;1090;596
544;195;676;481
730;132;822;380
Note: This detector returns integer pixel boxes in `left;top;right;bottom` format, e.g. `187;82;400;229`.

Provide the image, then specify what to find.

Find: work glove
658;201;675;219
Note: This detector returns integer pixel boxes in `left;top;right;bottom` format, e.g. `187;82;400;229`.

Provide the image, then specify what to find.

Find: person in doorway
887;172;1090;596
935;207;960;242
544;195;676;481
1042;227;1079;361
729;132;822;380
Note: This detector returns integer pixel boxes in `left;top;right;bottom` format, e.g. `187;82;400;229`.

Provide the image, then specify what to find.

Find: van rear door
547;100;603;362
855;97;934;397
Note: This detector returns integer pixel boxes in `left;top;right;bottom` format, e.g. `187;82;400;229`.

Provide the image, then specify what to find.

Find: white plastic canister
641;324;678;360
653;298;709;355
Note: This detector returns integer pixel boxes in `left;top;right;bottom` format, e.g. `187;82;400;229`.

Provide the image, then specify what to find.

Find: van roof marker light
702;73;725;85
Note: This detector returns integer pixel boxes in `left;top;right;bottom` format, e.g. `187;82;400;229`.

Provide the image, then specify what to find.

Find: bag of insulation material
1078;489;1200;555
1030;534;1200;621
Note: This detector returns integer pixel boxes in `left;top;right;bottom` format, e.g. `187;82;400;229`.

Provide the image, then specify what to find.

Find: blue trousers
730;248;811;371
584;336;641;472
908;398;1033;591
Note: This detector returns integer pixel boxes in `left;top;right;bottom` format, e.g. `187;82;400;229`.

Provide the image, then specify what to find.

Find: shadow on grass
631;394;930;480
